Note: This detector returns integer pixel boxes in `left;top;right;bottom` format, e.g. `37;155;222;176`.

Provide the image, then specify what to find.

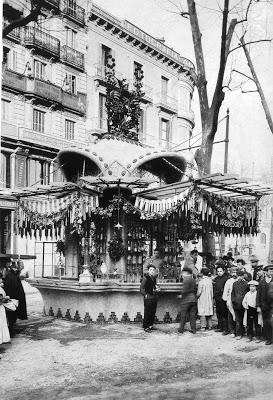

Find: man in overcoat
256;264;273;345
140;264;160;332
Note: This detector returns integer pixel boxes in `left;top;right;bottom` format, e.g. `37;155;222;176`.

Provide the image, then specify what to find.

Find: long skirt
0;305;10;344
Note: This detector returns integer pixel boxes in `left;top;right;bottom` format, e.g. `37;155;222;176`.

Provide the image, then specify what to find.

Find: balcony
62;0;85;26
61;45;85;71
155;94;178;114
4;23;21;42
24;26;60;59
128;80;153;103
25;78;62;104
18;128;85;150
1;121;18;140
89;117;108;137
93;63;123;86
62;91;86;115
2;69;26;93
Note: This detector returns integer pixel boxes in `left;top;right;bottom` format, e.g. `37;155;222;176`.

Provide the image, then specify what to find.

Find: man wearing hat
242;280;261;342
256;265;273;345
249;255;263;280
222;267;238;336
231;269;248;339
140;264;160;332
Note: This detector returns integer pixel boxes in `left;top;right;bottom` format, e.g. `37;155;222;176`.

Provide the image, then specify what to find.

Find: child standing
197;268;214;330
242;280;261;342
0;273;11;345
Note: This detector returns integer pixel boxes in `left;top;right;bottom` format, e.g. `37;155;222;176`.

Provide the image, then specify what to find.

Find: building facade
1;1;196;275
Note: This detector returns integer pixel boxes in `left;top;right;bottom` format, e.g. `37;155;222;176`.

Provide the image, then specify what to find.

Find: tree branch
232;69;255;82
237;0;254;24
3;0;45;38
229;39;272;54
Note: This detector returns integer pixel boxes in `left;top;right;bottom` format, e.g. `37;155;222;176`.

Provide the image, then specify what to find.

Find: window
134;61;143;84
27;158;50;186
160;118;170;149
1;100;10;121
0;153;11;188
161;76;169;101
65;119;75;140
101;44;112;68
137;109;144;133
99;93;107;129
3;47;17;71
33;109;45;133
34;60;46;80
65;27;77;48
67;73;77;94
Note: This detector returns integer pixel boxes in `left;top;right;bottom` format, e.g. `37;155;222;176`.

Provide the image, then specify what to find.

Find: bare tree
3;0;46;38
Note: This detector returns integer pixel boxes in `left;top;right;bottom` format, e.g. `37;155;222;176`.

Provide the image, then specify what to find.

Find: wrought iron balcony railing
4;23;21;42
62;0;85;25
24;26;60;58
61;45;84;71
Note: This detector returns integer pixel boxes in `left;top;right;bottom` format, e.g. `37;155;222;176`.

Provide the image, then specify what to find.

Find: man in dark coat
4;262;27;336
214;265;229;333
231;269;248;339
178;266;197;334
140;264;159;332
256;264;273;345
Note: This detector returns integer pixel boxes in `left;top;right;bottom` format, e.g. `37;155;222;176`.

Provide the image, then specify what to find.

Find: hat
215;259;226;267
250;255;259;263
236;269;245;277
248;280;259;286
263;264;273;271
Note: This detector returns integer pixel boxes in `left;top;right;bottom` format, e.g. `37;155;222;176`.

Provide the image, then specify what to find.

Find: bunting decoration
17;192;99;239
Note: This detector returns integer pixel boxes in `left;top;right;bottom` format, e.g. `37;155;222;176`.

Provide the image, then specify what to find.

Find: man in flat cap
256;265;273;345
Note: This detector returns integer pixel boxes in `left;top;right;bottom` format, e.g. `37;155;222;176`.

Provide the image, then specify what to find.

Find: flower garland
107;233;125;262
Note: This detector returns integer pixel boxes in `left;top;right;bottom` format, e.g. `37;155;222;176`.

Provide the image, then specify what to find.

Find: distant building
1;1;196;274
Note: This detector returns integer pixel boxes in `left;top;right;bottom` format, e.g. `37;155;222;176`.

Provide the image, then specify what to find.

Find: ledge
28;278;183;293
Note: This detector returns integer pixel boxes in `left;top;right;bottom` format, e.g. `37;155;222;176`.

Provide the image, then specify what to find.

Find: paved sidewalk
1;285;273;400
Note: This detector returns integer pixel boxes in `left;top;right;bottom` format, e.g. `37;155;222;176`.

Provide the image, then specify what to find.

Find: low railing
62;0;85;25
5;25;21;42
156;93;178;112
2;68;26;92
93;63;124;81
89;117;108;133
26;77;62;103
62;90;86;114
24;26;60;57
61;45;84;71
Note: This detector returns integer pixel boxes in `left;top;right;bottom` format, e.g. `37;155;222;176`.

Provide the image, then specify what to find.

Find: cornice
89;3;197;85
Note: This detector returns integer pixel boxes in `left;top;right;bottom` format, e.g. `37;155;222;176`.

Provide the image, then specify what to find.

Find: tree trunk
241;37;273;135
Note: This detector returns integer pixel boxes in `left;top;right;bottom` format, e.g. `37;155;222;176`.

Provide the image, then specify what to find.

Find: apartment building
1;1;196;270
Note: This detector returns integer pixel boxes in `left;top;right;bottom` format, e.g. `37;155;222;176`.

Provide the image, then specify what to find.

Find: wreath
107;233;125;262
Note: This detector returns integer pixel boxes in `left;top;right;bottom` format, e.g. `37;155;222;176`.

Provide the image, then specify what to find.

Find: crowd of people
140;252;273;345
0;261;27;345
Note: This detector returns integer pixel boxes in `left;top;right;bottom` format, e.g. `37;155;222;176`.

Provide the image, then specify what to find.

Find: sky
91;0;273;181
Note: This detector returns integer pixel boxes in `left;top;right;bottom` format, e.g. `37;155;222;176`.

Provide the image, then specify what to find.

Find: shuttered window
33;109;45;133
65;119;75;140
99;93;107;129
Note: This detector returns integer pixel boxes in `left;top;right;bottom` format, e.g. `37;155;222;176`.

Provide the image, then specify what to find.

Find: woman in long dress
197;267;214;330
0;274;11;344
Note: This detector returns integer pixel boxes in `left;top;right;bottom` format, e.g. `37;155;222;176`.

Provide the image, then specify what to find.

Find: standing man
256;264;273;345
4;261;27;337
231;269;248;339
249;255;263;280
184;249;199;278
222;266;238;337
178;266;197;334
214;265;229;334
140;264;160;332
143;248;165;276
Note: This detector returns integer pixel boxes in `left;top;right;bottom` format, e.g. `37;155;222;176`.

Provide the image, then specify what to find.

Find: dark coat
180;276;197;304
231;279;248;310
214;275;228;301
140;274;157;299
4;270;27;320
256;277;273;311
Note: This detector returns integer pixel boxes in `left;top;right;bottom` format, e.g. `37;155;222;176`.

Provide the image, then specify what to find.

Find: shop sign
222;220;243;228
0;199;17;209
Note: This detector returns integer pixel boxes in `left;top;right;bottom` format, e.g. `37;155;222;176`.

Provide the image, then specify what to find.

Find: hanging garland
107;232;125;262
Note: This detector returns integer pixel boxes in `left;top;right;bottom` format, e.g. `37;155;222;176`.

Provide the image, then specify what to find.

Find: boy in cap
140;264;160;332
242;280;261;342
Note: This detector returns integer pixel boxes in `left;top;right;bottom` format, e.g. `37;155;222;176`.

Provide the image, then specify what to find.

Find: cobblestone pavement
1;285;273;400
